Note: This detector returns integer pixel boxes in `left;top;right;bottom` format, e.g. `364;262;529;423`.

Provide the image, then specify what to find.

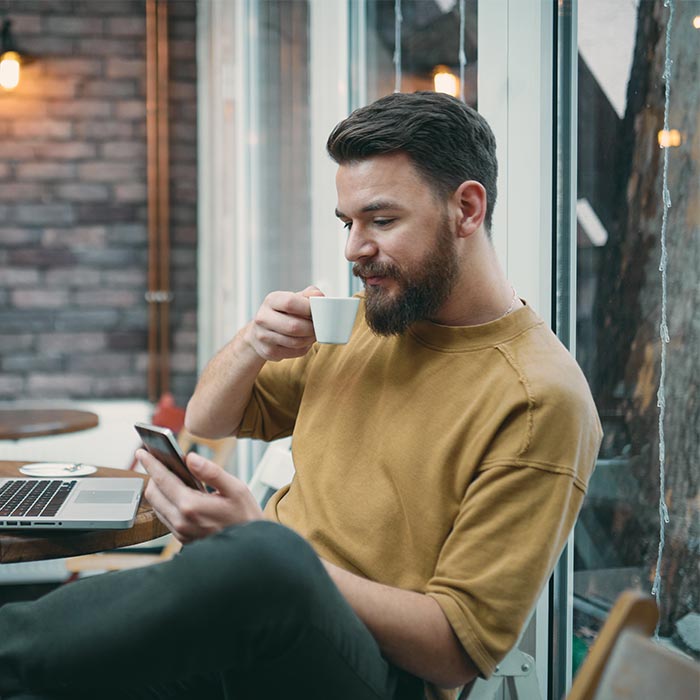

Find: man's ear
452;180;487;238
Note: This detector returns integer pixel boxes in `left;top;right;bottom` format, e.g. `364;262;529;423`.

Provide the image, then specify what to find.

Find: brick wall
0;0;198;406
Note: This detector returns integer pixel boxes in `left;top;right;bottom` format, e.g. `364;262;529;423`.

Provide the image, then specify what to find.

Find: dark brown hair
326;91;498;232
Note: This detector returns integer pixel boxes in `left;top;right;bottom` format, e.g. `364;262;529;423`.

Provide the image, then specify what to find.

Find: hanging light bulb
0;50;20;90
432;65;459;97
657;129;682;148
0;20;33;91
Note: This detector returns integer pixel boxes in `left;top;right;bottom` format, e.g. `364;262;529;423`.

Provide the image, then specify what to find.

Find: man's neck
432;232;521;327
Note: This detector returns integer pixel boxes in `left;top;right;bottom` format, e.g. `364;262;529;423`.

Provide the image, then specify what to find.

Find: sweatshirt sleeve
425;464;585;677
425;358;601;678
237;345;318;442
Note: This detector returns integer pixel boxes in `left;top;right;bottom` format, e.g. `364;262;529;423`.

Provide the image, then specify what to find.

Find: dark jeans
0;521;425;700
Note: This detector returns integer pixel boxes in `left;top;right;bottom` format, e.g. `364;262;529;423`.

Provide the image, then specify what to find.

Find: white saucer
19;463;98;477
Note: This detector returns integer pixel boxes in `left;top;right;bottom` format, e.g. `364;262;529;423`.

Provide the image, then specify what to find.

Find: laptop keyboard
0;479;77;518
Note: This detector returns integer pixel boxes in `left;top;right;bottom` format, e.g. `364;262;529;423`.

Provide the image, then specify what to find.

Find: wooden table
0;409;99;440
0;461;169;564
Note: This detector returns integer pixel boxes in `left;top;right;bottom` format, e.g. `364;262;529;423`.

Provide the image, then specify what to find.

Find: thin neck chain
494;286;518;322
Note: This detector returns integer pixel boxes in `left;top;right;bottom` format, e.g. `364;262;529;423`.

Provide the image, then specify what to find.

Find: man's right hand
185;286;323;438
243;286;325;362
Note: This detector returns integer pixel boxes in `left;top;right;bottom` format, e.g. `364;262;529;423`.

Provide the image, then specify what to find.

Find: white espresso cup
310;296;360;344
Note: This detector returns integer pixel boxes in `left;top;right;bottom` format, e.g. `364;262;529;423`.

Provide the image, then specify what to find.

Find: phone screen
134;424;206;492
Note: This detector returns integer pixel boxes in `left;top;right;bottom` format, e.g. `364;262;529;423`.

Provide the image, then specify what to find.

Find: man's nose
344;224;378;262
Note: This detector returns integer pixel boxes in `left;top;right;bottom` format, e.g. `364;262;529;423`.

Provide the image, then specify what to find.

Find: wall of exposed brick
0;0;198;406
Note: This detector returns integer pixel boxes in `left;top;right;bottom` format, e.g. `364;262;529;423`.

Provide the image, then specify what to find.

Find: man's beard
353;216;459;336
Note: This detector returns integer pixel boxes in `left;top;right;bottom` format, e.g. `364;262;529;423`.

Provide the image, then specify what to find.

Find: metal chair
460;646;542;700
247;437;294;508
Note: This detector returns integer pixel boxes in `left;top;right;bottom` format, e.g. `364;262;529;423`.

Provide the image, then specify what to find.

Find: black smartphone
134;422;206;492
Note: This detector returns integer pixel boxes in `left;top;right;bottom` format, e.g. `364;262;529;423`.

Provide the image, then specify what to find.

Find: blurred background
0;0;697;694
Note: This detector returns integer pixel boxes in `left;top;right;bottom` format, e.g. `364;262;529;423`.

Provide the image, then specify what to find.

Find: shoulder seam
479;458;588;493
495;344;535;457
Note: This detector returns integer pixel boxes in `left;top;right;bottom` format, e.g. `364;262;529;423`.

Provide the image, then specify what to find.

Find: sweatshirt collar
406;301;543;352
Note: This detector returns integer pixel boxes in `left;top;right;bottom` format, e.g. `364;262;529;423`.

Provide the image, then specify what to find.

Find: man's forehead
335;153;430;211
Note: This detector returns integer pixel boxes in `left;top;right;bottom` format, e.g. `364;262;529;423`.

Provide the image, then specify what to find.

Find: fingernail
189;453;204;468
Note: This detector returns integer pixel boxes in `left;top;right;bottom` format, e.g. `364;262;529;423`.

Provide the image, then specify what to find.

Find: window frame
479;0;560;691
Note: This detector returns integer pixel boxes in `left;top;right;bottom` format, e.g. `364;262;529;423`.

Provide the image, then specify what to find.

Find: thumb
186;452;238;494
299;285;325;299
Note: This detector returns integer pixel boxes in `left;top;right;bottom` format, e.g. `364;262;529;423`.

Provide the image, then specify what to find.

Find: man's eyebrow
334;201;402;219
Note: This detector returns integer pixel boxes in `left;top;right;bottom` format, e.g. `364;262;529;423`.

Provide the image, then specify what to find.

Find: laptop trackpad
75;490;135;505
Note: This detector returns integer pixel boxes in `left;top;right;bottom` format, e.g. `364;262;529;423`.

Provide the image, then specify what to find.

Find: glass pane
572;0;699;672
249;0;311;308
362;0;478;106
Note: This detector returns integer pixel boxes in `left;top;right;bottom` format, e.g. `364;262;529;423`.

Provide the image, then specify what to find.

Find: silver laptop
0;476;143;530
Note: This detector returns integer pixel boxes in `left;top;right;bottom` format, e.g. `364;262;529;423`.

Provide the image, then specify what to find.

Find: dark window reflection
574;0;699;671
364;0;477;106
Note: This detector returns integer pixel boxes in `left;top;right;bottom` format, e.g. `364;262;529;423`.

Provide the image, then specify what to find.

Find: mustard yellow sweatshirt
239;299;602;693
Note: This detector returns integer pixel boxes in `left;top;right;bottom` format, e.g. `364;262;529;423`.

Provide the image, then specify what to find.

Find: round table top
0;461;169;564
0;409;99;440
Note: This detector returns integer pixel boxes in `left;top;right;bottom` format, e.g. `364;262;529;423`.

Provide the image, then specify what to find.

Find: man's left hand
137;448;264;544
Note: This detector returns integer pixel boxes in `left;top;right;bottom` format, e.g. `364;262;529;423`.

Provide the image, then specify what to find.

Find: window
245;0;312;310
200;2;700;691
570;0;698;672
361;0;477;106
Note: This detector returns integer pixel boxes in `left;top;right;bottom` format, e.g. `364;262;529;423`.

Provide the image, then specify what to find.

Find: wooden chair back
567;590;658;700
593;628;699;700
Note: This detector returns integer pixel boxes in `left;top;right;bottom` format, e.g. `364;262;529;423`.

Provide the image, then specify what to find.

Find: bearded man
0;92;602;700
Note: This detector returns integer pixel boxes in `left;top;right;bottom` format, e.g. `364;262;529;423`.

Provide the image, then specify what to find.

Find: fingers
144;478;189;543
187;452;263;522
264;289;315;321
300;285;325;299
139;448;196;540
256;305;315;340
138;448;263;544
262;286;325;325
247;287;325;362
147;493;185;542
187;454;263;522
185;453;240;497
138;448;189;501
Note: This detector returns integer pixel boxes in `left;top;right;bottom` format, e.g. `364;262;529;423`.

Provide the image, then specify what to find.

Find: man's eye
342;221;352;230
374;218;395;227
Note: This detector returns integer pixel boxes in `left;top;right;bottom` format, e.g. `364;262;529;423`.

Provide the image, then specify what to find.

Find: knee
239;521;327;609
180;521;326;613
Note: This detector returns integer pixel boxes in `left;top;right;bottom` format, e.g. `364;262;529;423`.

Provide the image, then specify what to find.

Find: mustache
352;261;400;279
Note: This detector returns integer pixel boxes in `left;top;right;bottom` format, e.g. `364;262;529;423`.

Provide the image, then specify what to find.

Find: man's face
335;153;459;335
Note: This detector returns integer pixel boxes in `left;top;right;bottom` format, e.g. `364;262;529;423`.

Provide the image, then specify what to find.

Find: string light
433;66;458;97
393;0;402;93
458;0;467;101
657;129;681;147
651;0;674;634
